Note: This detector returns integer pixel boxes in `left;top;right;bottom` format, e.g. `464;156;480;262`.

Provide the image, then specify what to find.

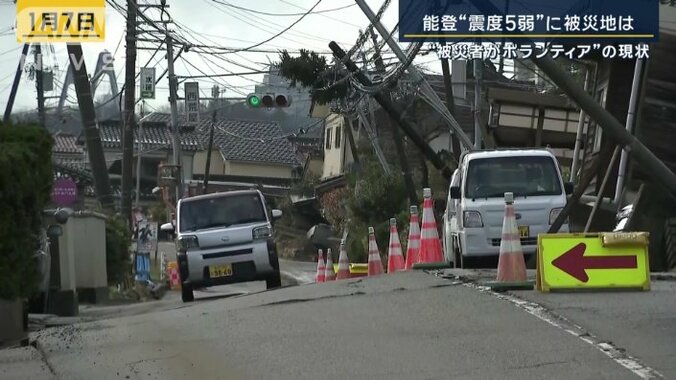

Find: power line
211;0;355;17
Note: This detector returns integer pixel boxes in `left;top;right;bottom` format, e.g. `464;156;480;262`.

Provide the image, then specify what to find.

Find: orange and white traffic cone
405;205;421;270
336;240;351;280
387;218;405;273
497;192;527;282
325;248;336;281
419;188;444;263
367;227;384;276
316;249;326;283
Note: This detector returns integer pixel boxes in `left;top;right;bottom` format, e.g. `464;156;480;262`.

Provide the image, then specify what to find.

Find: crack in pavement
253;291;367;307
30;340;57;378
506;359;569;371
455;278;664;379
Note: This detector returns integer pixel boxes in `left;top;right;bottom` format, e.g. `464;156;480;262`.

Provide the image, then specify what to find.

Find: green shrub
106;214;131;285
0;124;53;300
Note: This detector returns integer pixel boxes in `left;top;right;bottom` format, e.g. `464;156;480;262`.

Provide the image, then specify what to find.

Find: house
96;115;203;202
191;118;301;198
573;3;676;270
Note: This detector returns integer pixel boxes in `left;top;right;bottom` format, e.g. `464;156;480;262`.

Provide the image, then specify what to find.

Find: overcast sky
0;0;442;114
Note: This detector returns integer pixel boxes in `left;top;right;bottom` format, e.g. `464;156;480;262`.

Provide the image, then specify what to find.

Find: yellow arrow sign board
537;233;650;292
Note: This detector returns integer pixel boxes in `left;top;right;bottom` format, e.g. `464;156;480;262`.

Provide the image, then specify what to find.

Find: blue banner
398;0;659;44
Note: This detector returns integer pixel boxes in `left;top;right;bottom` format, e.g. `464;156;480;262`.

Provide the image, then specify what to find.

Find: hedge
0;123;53;300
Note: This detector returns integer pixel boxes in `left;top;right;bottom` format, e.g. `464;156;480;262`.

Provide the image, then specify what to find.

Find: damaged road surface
1;271;664;379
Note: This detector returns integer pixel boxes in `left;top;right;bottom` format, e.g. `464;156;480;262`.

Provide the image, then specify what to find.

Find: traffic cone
387;218;405;273
315;249;326;283
419;188;444;263
405;205;421;270
336;240;351;280
496;192;527;282
325;248;336;281
367;227;384;276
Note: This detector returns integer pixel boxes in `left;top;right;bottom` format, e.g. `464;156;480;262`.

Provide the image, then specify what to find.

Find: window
465;156;562;199
179;194;267;232
325;127;332;150
335;126;342;149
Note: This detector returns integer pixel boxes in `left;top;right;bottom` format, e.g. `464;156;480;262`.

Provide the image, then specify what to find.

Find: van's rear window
465;156;562;199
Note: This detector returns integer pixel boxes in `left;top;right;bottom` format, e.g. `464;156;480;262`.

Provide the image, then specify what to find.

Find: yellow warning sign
537;233;650;292
16;0;106;43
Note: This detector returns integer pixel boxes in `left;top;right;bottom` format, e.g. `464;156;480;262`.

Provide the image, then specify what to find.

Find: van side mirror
160;222;175;232
450;186;461;199
564;182;574;195
271;209;283;220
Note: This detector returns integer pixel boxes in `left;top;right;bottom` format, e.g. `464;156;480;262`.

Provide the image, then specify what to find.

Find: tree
278;49;349;105
0;123;53;300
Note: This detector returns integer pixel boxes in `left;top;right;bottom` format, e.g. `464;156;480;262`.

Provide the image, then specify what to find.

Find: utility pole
166;35;183;202
353;0;474;150
369;30;418;205
329;41;454;181
3;43;30;124
203;110;216;194
135;102;145;209
440;57;461;163
34;44;46;127
473;58;483;149
66;44;115;211
121;0;138;226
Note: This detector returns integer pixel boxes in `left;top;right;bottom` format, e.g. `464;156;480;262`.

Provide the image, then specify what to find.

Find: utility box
66;212;108;304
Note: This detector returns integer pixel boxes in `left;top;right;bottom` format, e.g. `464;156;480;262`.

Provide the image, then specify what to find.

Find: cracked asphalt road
4;270;665;379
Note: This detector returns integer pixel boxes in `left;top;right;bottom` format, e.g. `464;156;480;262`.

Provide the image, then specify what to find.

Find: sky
0;0;444;115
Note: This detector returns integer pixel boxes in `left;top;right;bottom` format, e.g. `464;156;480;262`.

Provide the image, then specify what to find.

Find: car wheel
181;283;194;302
266;271;282;289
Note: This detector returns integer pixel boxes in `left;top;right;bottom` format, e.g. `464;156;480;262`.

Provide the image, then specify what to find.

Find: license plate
518;226;530;238
209;264;233;278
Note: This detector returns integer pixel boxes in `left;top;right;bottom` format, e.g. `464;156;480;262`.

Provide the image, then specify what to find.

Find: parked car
443;149;574;268
161;190;283;302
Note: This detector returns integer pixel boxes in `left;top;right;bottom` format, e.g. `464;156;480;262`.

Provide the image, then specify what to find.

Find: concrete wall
226;161;293;179
193;150;226;176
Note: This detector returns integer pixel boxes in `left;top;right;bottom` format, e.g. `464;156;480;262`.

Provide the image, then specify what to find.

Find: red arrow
552;243;638;282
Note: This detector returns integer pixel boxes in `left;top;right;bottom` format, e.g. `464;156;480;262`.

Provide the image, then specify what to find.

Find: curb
651;273;676;282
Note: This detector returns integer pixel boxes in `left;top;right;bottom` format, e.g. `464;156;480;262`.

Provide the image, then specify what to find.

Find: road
3;266;676;379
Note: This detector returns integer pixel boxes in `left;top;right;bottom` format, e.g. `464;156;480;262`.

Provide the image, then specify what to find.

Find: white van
442;149;573;267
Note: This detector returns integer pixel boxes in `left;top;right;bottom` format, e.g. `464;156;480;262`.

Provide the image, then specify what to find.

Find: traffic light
246;93;292;108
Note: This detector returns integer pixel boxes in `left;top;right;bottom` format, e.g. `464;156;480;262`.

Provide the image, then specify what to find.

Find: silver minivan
162;190;283;302
443;149;573;268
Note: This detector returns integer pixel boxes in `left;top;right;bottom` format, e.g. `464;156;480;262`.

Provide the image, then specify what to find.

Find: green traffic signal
247;94;262;108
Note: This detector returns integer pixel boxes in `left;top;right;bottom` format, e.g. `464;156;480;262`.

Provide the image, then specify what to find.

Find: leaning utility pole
121;0;138;226
329;41;454;181
369;30;418;205
166;35;183;202
66;44;115;211
353;0;474;150
34;43;46;127
3;43;30;124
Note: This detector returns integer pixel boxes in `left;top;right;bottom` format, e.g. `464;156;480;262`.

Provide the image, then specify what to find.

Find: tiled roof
195;119;300;166
98;121;203;151
52;133;83;154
